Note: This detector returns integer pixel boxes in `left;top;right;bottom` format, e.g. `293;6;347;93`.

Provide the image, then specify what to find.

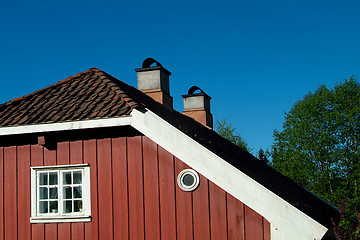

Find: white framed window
30;164;91;223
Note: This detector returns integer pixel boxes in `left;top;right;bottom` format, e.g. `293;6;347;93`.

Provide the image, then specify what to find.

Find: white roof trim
130;108;328;240
0;116;132;136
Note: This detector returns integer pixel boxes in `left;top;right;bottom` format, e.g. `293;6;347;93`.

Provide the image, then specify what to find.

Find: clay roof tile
0;68;139;127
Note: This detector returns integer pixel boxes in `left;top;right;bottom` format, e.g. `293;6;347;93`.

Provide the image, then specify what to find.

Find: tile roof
0;68;139;127
0;67;340;232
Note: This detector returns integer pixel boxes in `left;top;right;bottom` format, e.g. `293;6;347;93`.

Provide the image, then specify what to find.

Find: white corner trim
0;116;132;136
130;108;328;240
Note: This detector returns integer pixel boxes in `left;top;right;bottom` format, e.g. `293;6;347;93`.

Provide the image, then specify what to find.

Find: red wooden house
0;58;338;239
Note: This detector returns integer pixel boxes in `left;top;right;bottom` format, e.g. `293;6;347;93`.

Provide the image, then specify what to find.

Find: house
0;58;339;240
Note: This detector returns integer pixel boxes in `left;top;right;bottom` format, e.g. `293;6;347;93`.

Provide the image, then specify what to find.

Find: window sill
30;215;91;223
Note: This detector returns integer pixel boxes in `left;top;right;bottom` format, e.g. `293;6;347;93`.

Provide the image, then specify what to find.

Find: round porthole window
177;169;200;192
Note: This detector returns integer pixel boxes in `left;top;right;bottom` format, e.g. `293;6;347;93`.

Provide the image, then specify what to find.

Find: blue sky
0;0;359;154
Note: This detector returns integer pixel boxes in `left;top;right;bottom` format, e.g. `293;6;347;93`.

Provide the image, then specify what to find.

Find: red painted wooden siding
0;135;270;240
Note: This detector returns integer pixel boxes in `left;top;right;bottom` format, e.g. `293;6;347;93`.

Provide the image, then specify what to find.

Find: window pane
49;187;58;199
74;200;82;212
39;173;48;185
39;187;48;200
39;201;48;214
49;172;58;185
49;201;58;213
63;172;72;185
63;186;72;199
183;174;195;186
73;171;82;184
63;200;72;213
74;186;82;198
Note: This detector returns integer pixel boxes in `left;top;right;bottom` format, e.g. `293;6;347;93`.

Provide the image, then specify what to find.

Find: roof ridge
93;69;142;109
58;67;98;84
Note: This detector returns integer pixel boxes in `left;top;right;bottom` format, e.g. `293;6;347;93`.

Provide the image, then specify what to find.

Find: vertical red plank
70;140;83;164
70;140;85;240
17;145;31;240
143;137;160;240
158;146;176;239
244;205;263;240
32;224;45;240
193;175;210;240
31;144;45;240
97;138;113;240
127;136;144;240
84;139;99;240
57;142;70;166
56;142;71;240
4;146;17;240
43;147;58;240
227;193;245;240
263;218;271;240
209;181;228;240
0;147;3;240
112;137;128;240
44;147;57;166
175;159;193;240
44;224;57;240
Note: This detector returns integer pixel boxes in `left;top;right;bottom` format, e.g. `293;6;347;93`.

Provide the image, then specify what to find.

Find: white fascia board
271;223;287;240
0;116;132;136
130;108;328;240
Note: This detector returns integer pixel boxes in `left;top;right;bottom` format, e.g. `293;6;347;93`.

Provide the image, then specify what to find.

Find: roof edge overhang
0;116;132;136
0;109;328;239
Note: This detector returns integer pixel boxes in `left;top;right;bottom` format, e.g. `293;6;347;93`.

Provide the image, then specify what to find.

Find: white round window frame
177;169;200;192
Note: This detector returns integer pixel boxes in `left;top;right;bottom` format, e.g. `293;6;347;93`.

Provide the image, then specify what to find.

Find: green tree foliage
215;119;251;152
258;148;271;165
332;201;360;240
272;77;360;216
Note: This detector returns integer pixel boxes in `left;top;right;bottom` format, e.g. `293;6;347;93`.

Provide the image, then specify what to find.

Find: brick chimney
135;58;173;110
182;86;213;128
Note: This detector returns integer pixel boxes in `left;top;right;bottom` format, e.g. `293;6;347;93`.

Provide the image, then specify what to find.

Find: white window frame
30;164;91;223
